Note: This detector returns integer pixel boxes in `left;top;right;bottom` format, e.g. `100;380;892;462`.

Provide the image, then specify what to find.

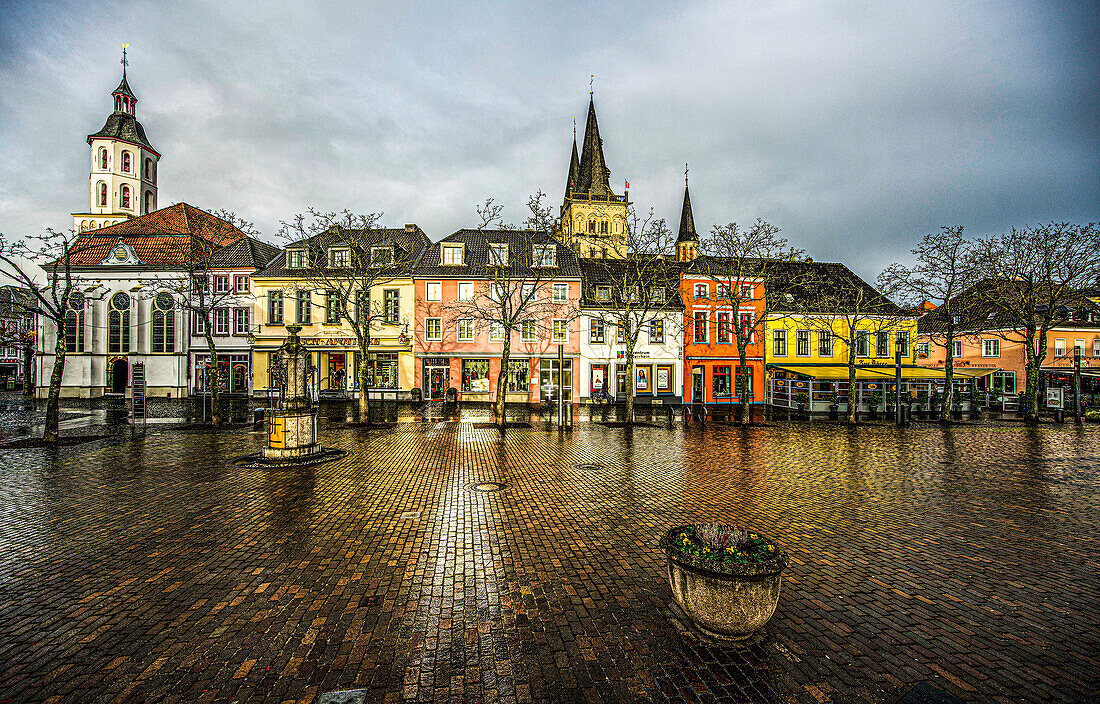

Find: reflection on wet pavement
0;394;1096;703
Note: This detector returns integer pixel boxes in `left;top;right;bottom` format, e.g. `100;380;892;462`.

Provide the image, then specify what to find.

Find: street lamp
1074;348;1083;425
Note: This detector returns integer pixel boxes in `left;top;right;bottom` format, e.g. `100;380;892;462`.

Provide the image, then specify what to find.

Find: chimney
404;224;417;234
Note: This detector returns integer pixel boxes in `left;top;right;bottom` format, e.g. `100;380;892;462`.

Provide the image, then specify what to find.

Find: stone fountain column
263;325;321;461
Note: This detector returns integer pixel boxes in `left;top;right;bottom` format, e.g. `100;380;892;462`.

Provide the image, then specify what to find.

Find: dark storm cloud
1;0;1096;280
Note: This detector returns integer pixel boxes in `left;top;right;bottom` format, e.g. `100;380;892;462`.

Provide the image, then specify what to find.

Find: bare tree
877;226;977;422
583;207;680;423
701;219;803;424
0;228;99;442
139;210;260;425
445;191;577;426
278;209;426;424
786;263;913;424
971;222;1100;424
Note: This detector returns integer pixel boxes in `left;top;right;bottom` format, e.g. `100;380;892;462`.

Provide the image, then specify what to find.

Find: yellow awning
771;364;1001;381
771;365;895;380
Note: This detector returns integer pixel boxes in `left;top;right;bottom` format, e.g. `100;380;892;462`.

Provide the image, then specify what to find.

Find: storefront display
463;358;490;393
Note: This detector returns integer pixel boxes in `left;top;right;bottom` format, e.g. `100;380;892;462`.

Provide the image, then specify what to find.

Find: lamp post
1074;348;1083;426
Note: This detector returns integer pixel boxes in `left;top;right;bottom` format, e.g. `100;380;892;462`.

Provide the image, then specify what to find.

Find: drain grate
576;463;606;471
467;481;506;493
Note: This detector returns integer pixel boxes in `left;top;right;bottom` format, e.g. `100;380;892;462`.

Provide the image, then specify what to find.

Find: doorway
692;366;704;403
111;357;129;394
423;358;450;400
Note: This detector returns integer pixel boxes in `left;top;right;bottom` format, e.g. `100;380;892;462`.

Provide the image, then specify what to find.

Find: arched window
122;151;131;172
144;158;152;180
64;292;85;353
108;292;130;353
121;185;131;209
144;191;153;214
151;293;175;353
99;148;108;170
98;182;107;207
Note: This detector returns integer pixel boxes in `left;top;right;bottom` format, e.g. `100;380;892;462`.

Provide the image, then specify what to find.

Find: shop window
713;366;731;397
735;367;752;398
505;359;529;393
462;359;490;392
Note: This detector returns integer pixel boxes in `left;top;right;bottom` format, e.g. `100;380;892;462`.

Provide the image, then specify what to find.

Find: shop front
194;353;251;395
585;358;681;405
685;359;758;407
422;357;450;400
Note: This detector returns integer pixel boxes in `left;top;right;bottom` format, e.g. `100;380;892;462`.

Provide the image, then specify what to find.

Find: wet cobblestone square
0;400;1097;703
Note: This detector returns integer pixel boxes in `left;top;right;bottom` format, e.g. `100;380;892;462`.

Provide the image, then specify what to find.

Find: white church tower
73;46;160;232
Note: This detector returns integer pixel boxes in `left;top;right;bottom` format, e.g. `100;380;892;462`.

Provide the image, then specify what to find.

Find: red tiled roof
92;203;245;247
65;235;207;268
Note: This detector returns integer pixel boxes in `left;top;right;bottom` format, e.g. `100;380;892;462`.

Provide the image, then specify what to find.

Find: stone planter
662;525;789;641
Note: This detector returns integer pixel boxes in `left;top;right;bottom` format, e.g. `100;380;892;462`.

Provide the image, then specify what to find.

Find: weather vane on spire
573;117;577;139
685;162;689;186
121;43;129;75
589;74;594;96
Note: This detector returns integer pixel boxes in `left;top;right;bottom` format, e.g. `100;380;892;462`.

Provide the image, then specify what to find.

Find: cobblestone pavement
0;407;1097;703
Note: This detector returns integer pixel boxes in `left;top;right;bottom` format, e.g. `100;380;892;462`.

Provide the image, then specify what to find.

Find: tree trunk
738;348;751;424
22;344;34;396
846;344;858;425
204;332;222;425
494;340;511;426
1023;329;1041;425
624;355;635;425
43;320;66;443
941;333;955;423
358;348;371;424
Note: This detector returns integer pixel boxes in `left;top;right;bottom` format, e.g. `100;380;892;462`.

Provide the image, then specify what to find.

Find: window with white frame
694;283;708;299
856;331;870;357
442;244;464;265
325;290;341;323
717;312;731;344
818;331;833;356
552;283;568;303
694;312;708;343
915;340;930;357
214;308;230;335
739;313;754;343
457;319;474;342
617;319;629;344
521;282;535;302
650;319;664;344
458;282;474;301
371;246;393;266
552;319;568;343
590;317;605;343
533;244;556;267
287;249;307;268
213;275;230;293
739;284;753;300
521;319;537;342
796;330;811;356
982;339;1000;357
193;311;207;336
235;275;249;293
595;286;611;301
1054;338;1066;357
1092;338;1100;357
489;322;505;342
234;308;250;335
426;282;442;302
716;284;731;301
297;290;312;324
329;248;350;268
425;318;442;341
489;243;509;266
876;330;890;357
951;340;963;357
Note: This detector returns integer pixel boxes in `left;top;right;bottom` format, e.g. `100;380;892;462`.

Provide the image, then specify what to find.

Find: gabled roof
256;226;430;277
90;204;244;247
577;258;684;309
88;112;157;155
576;98;612;197
416;229;582;278
766;261;910;316
917;279;1100;334
209;236;281;269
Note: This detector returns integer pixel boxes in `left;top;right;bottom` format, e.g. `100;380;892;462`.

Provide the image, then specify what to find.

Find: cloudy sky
0;0;1096;280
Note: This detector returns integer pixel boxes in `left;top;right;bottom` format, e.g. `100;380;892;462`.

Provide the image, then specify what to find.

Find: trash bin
253;408;265;429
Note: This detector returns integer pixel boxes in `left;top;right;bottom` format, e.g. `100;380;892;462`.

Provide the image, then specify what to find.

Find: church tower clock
72;46;161;233
559;91;629;258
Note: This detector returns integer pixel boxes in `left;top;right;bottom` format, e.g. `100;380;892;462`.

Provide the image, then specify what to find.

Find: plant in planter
868;390;883;420
795;390;810;417
662;522;789;641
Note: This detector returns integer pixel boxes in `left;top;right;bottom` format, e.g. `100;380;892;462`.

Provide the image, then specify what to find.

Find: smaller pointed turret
565;126;581;200
677;167;699;262
112;45;137;115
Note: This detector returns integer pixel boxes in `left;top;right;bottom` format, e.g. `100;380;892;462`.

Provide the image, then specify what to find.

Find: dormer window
694;283;708;299
371;246;393;267
442;244;464;265
329;248;350;268
650;288;665;303
287;249;307;269
489;243;509;266
595;286;611;301
533;244;556;268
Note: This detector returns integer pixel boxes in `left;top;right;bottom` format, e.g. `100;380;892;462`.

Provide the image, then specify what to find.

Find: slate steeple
677;167;699;261
576;97;611;197
565;121;581;200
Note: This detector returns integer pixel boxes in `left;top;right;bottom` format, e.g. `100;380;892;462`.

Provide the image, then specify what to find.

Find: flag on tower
625;180;630;189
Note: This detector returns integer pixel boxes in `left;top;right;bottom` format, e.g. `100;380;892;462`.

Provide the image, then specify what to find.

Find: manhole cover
468;482;506;493
576;463;605;471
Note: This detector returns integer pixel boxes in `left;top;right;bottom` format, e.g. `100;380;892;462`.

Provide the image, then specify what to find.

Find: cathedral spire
565;118;581;200
576;95;611;197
